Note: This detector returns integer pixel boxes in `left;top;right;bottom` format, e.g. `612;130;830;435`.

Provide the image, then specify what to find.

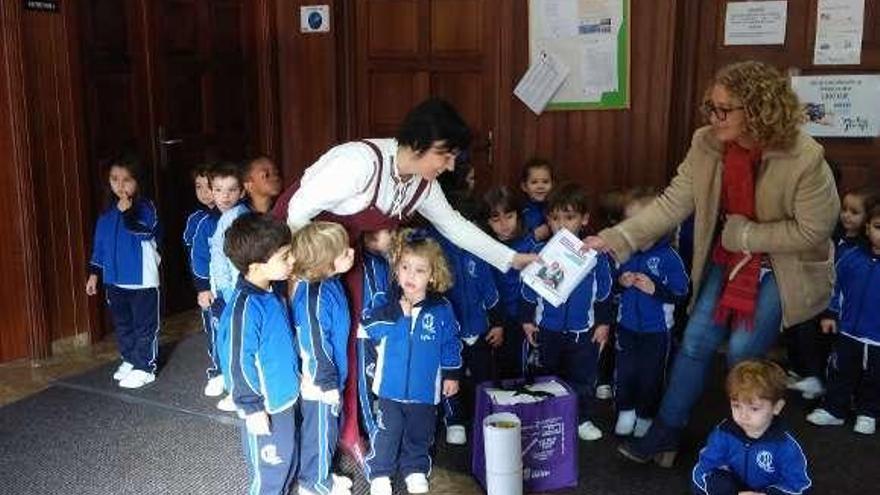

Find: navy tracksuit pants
299;399;340;493
824;334;880;419
242;407;298;495
106;285;160;373
614;326;670;418
536;329;600;421
200;307;221;379
444;336;494;426
365;398;437;480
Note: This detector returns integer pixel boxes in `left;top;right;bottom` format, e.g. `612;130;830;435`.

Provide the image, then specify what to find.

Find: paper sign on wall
791;75;880;137
814;0;865;65
724;1;788;46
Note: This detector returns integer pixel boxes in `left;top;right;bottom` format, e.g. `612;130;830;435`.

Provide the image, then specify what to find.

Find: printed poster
791;75;880;137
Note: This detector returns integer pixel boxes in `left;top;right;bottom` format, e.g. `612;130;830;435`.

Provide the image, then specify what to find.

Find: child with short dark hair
220;212;299;495
807;202;880;435
86;153;161;389
520;157;555;241
692;360;811;495
613;189;689;437
363;229;462;495
289;221;355;495
521;182;613;441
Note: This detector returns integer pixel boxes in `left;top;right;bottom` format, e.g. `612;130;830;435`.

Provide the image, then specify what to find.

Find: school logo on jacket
756;450;775;474
467;259;477;277
421;313;436;341
647;257;661;277
261;444;283;465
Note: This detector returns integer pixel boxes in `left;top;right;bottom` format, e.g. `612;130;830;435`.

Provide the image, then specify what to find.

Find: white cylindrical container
483;412;523;495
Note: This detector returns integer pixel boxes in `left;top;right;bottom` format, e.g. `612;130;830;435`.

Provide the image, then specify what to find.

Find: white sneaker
369;477;392;495
596;384;613;400
614;410;636;436
578;420;603;441
446;424;467;445
806;408;844;426
216;394;237;412
633;417;653;438
790;376;825;399
854;415;876;435
404;473;429;494
112;361;134;381
331;474;353;490
203;375;225;397
118;369;155;389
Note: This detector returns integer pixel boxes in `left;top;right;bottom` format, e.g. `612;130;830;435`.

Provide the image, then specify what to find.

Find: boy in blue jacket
692;360;811;495
614;191;689;438
289;221;355;495
807;202;880;435
363;229;462;495
221;213;300;495
522;183;613;441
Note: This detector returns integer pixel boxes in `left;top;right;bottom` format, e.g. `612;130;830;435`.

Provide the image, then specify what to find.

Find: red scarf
712;142;763;329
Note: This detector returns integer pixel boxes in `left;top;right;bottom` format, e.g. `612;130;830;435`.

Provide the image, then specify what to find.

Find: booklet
521;229;598;307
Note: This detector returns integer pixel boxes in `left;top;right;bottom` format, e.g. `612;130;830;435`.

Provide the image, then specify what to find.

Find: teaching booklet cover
521;229;598;307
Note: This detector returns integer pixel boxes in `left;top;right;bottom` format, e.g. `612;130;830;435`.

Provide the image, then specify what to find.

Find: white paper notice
814;0;865;65
514;50;571;115
792;75;880;137
541;0;579;38
724;1;788;45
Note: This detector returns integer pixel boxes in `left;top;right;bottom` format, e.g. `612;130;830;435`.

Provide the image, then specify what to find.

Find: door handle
160;138;182;146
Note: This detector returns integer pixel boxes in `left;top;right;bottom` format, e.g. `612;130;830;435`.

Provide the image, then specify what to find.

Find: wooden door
352;0;501;189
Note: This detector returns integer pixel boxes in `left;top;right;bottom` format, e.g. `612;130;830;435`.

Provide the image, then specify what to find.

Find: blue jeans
659;264;782;429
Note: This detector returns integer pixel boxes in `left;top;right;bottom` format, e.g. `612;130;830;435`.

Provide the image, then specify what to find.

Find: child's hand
632;273;656;295
442;379;459;397
618;272;636;287
245;411;271;436
197;290;214;309
485;326;504;348
820;318;837;334
511;253;540;270
320;389;341;406
117;194;132;212
522;323;539;347
592;324;610;351
534;224;551;241
85;274;98;296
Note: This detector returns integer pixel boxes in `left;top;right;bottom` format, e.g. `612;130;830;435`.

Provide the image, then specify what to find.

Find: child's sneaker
614;410;636;436
806;408;844;426
369;477;392;495
596;384;613;400
331;474;353;490
118;369;155;389
633;417;653;438
789;376;825;399
578;420;603;441
216;394;237;412
404;473;429;494
203;375;225;397
854;416;876;435
112;361;134;381
446;424;467;445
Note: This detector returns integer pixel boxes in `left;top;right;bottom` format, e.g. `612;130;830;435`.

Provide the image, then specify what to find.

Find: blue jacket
222;277;300;416
189;208;219;292
210;200;251;301
290;277;351;401
429;228;501;339
692;419;811;495
363;251;391;316
826;246;880;345
834;235;861;263
616;239;689;333
89;198;161;287
522;199;546;236
494;233;540;323
522;251;614;332
183;207;209;248
364;294;462;405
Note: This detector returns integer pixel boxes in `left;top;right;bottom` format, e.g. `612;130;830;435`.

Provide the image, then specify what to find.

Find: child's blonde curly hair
290;221;349;282
390;228;453;293
707;61;803;150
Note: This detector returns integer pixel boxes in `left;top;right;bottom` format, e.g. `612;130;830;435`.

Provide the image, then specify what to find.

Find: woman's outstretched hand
511;253;539;270
581;235;609;253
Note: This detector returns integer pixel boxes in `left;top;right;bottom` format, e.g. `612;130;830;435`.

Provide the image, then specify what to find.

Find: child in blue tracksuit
357;229;394;440
184;164;214;368
289;221;355;495
807;202;880;435
614;191;689;438
484;186;540;379
521;183;613;442
363;229;462;495
429;192;503;446
220;213;299;495
86;154;161;390
693;360;811;495
519;157;555;242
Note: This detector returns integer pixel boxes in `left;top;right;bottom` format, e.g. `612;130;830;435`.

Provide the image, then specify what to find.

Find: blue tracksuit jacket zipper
404;315;413;400
113;213;120;280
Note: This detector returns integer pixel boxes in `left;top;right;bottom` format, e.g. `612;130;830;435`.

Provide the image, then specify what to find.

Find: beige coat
599;126;840;327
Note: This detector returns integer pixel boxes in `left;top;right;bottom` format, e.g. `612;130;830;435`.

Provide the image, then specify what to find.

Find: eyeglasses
700;101;744;122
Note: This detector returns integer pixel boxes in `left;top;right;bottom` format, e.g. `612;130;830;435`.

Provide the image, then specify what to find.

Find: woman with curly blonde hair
585;60;840;466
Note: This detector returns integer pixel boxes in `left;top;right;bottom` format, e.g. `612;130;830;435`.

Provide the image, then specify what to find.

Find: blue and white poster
791;75;880;137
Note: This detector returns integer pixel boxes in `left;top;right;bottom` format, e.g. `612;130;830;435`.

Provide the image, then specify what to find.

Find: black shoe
617;418;680;468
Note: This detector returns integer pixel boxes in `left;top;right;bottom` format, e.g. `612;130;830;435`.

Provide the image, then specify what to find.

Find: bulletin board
529;0;631;110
